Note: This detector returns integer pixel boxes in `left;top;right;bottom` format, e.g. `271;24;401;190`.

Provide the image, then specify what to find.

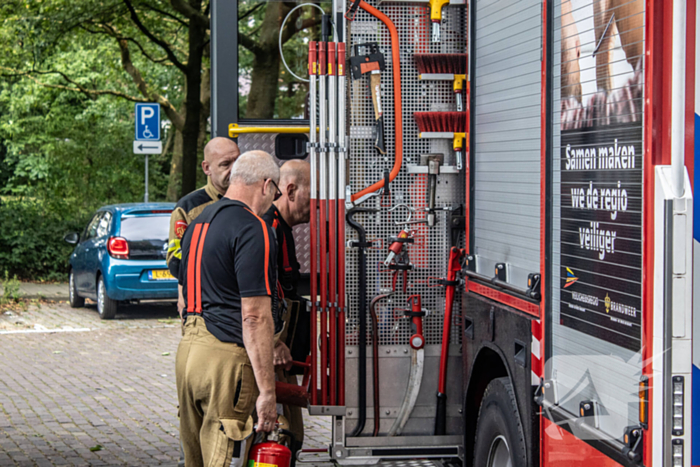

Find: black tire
68;269;85;308
96;275;117;320
473;377;527;467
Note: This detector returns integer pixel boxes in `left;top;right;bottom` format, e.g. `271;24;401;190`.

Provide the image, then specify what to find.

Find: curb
0;284;69;302
21;293;70;301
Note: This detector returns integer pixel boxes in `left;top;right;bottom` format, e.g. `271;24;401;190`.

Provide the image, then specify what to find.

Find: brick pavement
0;301;179;333
0;302;332;466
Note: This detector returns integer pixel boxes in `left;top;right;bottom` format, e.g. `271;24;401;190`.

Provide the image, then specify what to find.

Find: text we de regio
565;140;636;261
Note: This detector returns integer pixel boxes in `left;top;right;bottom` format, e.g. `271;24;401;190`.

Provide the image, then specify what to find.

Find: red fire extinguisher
248;426;293;467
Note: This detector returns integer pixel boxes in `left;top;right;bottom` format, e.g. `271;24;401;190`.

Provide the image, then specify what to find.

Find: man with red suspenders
175;151;283;467
262;160;311;464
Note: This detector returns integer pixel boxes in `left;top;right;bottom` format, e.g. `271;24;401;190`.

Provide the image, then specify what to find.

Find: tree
238;0;321;119
0;0;210;199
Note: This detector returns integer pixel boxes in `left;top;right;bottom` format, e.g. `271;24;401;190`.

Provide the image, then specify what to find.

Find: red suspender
185;223;210;314
194;224;210;313
244;208;272;295
186;224;203;313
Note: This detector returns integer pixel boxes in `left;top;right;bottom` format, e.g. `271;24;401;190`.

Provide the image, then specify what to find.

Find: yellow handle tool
429;0;450;42
453;74;467;111
453;132;467;170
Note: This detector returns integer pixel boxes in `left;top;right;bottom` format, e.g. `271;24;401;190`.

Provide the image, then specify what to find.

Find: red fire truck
211;0;696;465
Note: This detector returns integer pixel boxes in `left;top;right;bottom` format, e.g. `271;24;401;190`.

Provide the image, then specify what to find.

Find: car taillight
108;237;129;259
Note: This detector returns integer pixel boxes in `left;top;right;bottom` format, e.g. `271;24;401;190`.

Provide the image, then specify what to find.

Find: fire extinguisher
248;426;294;467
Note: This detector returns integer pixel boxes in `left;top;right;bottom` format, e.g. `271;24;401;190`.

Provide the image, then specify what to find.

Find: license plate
148;269;175;281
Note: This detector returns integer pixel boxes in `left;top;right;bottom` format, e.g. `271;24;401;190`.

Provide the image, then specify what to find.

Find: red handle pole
337;43;346;77
308;41;317;76
437;247;464;393
308;41;318;406
327;41;338;406
336;41;347;406
317;39;328;406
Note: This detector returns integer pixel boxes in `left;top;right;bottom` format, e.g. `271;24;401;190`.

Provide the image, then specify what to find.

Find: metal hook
388;203;428;225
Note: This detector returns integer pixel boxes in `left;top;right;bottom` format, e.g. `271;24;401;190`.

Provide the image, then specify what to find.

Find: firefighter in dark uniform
262;160;311;463
167;137;240;316
176;151;282;467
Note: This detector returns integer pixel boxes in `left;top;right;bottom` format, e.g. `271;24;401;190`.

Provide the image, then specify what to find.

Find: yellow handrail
229;123;312;138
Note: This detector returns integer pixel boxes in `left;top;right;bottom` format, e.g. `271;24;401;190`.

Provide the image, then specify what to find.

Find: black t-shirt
263;205;310;371
262;205;301;300
178;198;277;345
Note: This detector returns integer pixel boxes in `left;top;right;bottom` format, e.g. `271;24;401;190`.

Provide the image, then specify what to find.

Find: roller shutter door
471;0;543;287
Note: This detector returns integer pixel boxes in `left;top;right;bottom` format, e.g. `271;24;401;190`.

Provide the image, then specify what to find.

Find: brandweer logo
564;267;578;288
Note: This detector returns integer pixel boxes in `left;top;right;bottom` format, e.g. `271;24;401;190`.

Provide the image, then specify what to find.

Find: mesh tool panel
345;2;467;347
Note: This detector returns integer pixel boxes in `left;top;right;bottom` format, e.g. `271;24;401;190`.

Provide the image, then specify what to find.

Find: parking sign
135;103;160;140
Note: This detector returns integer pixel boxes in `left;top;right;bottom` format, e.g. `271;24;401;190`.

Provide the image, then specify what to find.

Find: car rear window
120;216;170;241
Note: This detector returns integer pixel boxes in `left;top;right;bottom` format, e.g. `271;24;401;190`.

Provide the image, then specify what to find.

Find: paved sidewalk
0;302;332;466
0;301;179;333
0;282;69;301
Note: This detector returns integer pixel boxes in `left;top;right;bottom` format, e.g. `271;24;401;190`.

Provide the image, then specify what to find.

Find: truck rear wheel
473;377;526;467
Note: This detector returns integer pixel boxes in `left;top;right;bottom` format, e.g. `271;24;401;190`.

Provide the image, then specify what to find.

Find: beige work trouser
176;315;258;467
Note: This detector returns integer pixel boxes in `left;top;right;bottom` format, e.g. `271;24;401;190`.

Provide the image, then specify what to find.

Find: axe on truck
350;43;386;155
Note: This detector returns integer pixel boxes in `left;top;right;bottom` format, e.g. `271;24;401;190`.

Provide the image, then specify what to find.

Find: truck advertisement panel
558;0;644;352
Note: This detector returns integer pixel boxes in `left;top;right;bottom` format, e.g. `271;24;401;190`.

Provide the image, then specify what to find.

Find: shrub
0;198;89;281
1;270;20;303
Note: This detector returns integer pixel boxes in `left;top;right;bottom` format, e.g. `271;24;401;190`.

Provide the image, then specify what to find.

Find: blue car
64;203;178;319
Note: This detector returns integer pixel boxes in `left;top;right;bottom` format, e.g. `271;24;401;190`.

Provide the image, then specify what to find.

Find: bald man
167;137;240;285
177;151;280;467
168;138;240;467
262;160;311;464
264;160;311;298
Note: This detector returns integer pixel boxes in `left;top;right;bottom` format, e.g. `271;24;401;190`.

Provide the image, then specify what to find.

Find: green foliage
0;0;190;279
1;271;21;304
0;198;89;281
0;74;171;280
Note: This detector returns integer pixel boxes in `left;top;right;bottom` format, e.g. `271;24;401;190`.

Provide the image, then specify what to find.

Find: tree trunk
245;2;295;119
167;128;184;201
180;0;207;196
167;97;187;201
196;65;211;187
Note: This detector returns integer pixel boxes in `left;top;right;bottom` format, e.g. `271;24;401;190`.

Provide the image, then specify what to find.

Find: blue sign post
135;103;160;140
134;103;161;203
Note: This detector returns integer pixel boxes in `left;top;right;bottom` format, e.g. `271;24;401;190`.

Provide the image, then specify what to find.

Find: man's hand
177;285;185;320
256;391;277;433
273;341;293;370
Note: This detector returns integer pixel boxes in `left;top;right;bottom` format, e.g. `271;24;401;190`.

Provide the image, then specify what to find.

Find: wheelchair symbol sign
135;103;160;141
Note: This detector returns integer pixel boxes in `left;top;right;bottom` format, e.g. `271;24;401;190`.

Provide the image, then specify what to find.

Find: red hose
350;1;403;203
